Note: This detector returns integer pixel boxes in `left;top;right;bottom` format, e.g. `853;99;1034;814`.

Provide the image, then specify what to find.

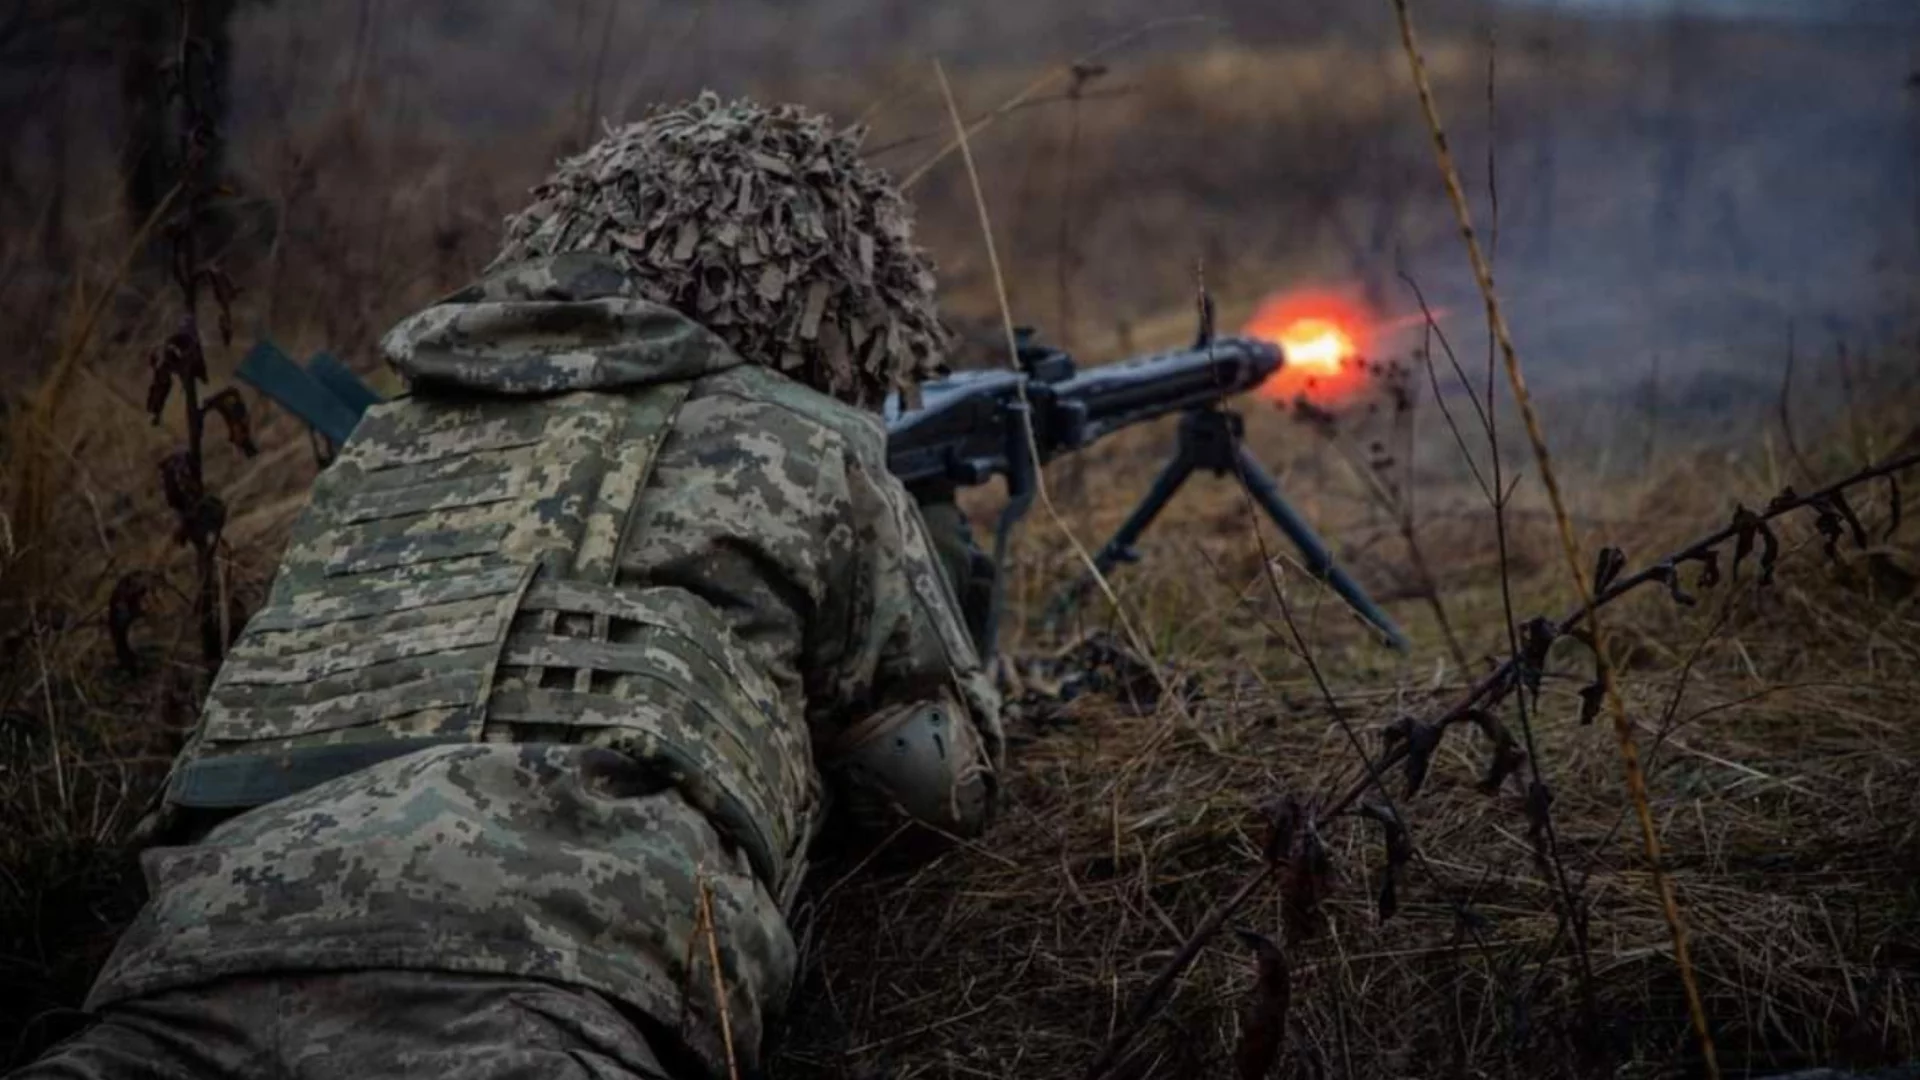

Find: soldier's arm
812;453;1004;844
913;495;998;656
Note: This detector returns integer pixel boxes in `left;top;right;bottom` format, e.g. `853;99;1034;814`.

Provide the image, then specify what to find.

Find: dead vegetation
771;345;1920;1079
3;1;1919;1077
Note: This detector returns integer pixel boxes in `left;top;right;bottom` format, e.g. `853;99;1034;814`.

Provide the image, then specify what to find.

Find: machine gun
235;324;1410;661
884;327;1409;656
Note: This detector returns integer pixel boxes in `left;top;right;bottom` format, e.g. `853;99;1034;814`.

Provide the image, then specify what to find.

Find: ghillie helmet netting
492;93;949;410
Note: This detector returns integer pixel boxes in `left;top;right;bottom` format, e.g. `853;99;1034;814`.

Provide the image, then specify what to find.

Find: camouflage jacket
86;253;1004;1076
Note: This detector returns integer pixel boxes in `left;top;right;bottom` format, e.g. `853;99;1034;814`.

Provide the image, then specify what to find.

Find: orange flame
1274;317;1356;376
1243;290;1370;403
1242;289;1450;404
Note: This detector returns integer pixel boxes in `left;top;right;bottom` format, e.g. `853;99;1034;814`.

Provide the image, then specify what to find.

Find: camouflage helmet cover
492;93;948;409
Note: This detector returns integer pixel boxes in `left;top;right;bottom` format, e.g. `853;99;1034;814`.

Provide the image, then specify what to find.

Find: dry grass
2;5;1919;1076
771;363;1920;1078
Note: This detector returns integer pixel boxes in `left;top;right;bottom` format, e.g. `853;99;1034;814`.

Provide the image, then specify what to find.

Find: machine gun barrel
1050;336;1279;448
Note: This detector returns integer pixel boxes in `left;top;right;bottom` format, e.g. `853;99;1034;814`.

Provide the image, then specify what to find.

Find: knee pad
826;691;991;838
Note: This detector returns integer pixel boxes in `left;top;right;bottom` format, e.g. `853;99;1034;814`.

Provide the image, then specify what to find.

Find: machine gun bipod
1045;404;1411;653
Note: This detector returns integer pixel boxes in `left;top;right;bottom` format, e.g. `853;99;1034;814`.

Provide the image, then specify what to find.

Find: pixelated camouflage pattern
380;251;742;396
103;744;780;1076
25;970;675;1079
90;253;1001;1079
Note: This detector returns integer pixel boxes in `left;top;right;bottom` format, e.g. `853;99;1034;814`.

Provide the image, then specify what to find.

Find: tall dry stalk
5;182;180;593
132;0;260;668
695;875;743;1080
1387;1;1719;1074
930;58;1186;725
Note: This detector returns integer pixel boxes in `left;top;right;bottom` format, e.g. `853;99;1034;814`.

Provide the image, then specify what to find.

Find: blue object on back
235;340;383;446
307;351;384;415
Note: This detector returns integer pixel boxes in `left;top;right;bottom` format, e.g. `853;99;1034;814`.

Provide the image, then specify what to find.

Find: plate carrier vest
161;384;815;901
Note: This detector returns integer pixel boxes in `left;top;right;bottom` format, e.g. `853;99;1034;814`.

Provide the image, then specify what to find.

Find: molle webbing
488;578;807;890
166;383;691;810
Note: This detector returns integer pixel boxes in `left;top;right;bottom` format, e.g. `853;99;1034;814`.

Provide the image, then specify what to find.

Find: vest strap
169;737;474;809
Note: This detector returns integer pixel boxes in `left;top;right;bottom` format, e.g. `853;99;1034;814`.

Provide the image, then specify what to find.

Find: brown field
2;1;1918;1076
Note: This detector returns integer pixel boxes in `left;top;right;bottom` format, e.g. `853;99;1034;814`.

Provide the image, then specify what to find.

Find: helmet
491;92;948;410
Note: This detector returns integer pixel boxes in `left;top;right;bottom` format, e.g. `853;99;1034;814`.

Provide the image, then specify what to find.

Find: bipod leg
1231;444;1411;652
1042;443;1199;629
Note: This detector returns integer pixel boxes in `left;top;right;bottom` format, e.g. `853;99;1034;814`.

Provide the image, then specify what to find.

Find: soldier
14;94;1003;1080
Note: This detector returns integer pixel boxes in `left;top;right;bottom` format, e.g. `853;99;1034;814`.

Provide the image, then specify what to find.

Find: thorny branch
1388;0;1721;1072
1319;446;1920;827
1478;26;1597;1027
1402;138;1598;1026
1086;445;1918;1078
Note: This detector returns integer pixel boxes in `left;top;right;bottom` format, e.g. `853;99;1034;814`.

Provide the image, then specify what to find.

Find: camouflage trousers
12;970;685;1080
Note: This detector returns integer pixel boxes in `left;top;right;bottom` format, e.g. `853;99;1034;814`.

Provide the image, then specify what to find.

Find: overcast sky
1495;0;1920;25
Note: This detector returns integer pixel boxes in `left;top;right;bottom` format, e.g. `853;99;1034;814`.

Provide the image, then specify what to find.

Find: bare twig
1086;862;1278;1079
1388;3;1720;1073
1777;326;1818;484
1315;392;1920;825
1388;356;1472;671
861;86;1138;158
1052;68;1097;502
697;875;743;1080
1834;340;1875;467
931;59;1189;731
1486;25;1501;267
1305;415;1471;669
1479;23;1595;1023
581;0;621;147
1402;274;1492;501
905;18;1219;190
1054;64;1097;350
